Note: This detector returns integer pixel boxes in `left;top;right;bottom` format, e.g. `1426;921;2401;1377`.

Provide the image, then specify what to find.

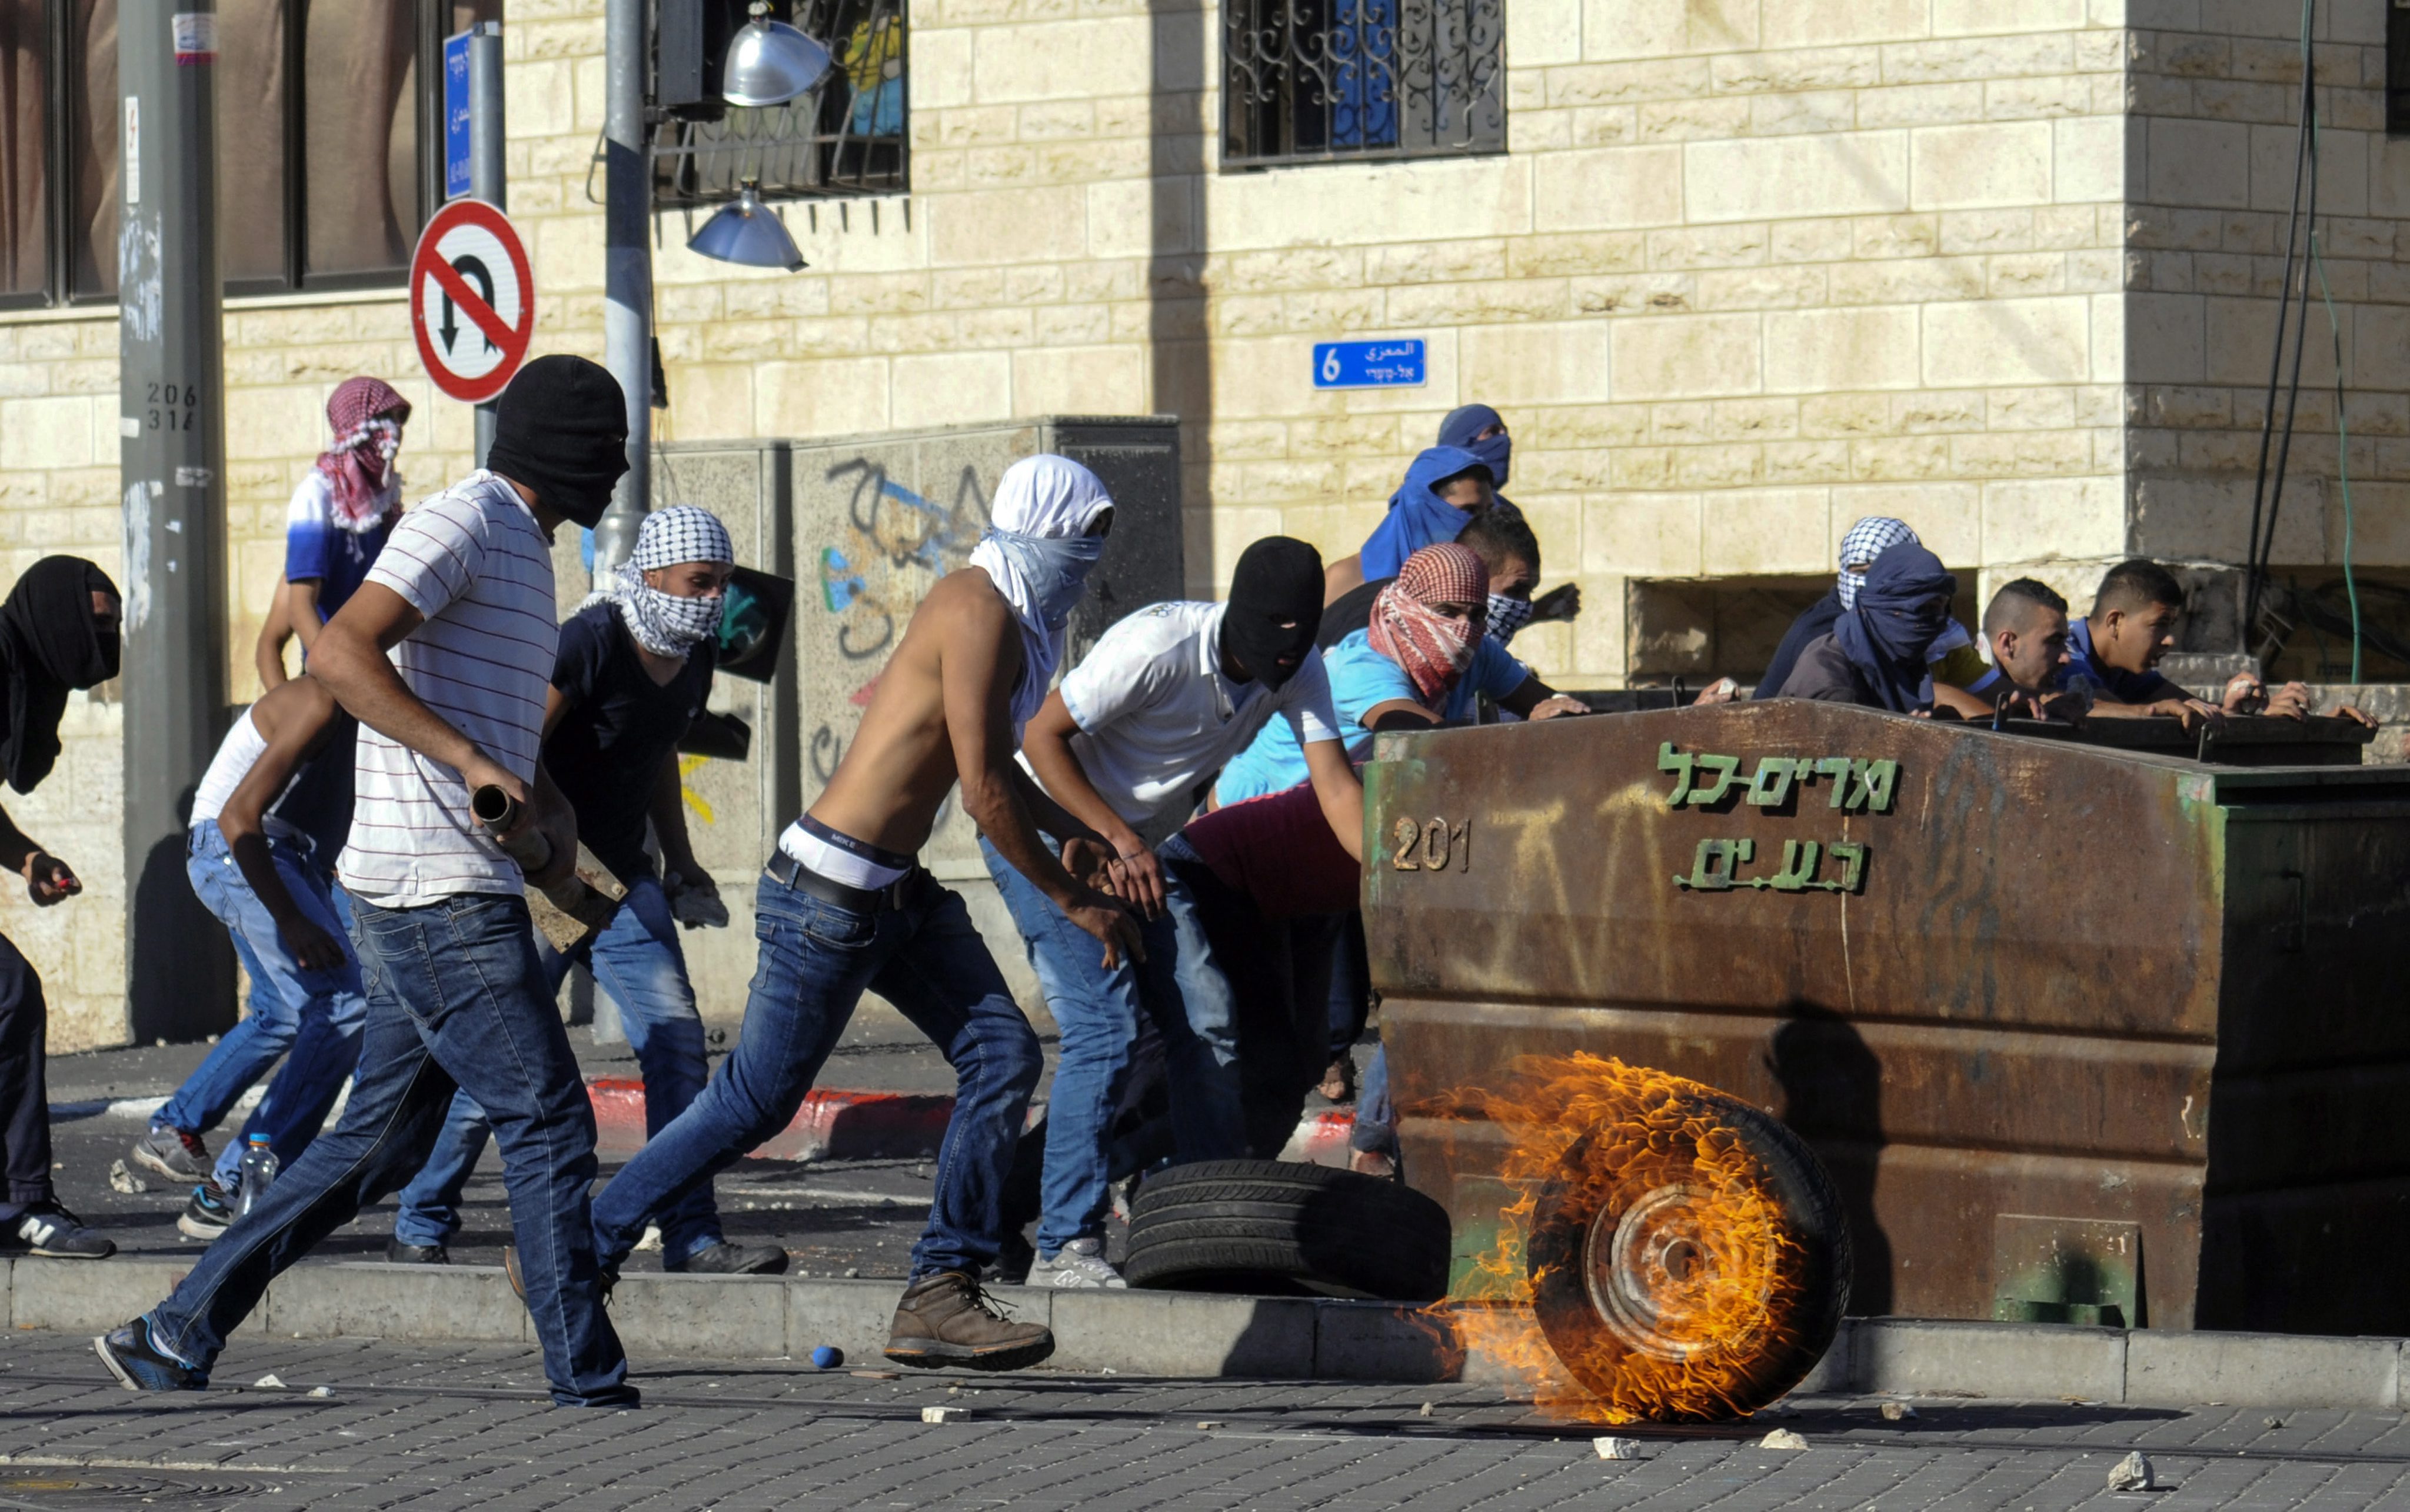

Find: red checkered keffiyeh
314;377;412;530
1368;541;1489;708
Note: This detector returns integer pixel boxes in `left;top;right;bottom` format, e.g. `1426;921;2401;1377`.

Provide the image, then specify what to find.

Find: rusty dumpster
1364;701;2410;1334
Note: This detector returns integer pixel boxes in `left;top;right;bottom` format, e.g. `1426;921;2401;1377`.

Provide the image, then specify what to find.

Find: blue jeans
981;833;1244;1257
145;891;631;1408
591;867;1040;1280
392;874;724;1263
159;822;368;1186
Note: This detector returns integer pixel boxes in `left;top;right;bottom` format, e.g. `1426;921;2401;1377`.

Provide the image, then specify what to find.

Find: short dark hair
1983;577;2069;635
1456;509;1540;577
1433;463;1495;494
2091;558;2185;618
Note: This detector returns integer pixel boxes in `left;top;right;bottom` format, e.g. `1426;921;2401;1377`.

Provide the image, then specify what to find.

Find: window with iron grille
650;0;907;212
1222;0;1503;169
0;0;496;311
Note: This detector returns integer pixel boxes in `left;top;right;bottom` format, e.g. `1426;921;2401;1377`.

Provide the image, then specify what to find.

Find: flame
1418;1052;1818;1424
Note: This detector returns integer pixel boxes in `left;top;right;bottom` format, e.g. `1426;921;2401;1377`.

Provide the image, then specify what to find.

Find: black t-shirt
545;603;715;883
1318;577;1393;650
1775;632;1876;705
274;711;359;867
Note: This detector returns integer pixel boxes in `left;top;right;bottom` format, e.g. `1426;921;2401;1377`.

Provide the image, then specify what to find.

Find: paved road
6;1333;2410;1510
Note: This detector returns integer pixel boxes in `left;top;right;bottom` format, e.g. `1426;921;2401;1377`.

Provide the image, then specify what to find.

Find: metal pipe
597;0;651;578
469;20;505;468
118;0;234;1038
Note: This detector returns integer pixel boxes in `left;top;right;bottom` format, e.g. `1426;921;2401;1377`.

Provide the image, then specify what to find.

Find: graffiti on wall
807;457;992;787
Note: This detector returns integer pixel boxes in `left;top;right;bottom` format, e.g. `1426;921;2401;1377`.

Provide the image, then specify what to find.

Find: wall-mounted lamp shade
723;5;835;106
687;186;807;271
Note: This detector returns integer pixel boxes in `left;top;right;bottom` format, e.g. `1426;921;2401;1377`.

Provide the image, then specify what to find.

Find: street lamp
687;181;807;270
722;1;834;106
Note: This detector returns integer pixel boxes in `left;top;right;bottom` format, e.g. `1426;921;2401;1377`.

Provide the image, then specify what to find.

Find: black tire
1527;1087;1850;1421
1124;1158;1452;1301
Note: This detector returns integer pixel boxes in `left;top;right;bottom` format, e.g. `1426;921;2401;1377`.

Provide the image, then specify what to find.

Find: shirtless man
586;454;1139;1371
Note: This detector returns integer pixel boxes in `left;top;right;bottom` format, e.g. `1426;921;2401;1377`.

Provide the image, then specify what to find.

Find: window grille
1222;0;1503;168
651;0;907;211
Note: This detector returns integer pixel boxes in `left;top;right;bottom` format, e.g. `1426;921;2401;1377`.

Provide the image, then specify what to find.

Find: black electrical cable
2256;68;2317;627
2242;0;2318;640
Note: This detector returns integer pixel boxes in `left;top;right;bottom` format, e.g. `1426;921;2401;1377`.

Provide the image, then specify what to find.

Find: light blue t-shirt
1214;628;1530;803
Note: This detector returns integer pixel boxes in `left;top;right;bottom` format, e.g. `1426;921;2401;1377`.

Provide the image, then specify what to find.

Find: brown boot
883;1271;1054;1372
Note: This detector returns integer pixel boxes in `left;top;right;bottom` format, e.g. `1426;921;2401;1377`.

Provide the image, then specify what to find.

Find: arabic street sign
409;198;534;405
1313;338;1426;389
443;29;472;201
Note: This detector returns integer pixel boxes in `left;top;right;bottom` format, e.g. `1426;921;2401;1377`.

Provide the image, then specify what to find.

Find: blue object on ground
811;1346;843;1370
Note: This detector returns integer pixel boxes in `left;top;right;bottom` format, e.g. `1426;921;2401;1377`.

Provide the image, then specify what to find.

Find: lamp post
597;0;651;578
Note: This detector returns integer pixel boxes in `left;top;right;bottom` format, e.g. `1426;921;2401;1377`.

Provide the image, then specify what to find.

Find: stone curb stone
9;1255;2405;1413
1854;1317;2128;1403
266;1263;530;1347
2124;1329;2401;1410
1047;1289;1316;1377
608;1272;789;1359
9;1257;188;1333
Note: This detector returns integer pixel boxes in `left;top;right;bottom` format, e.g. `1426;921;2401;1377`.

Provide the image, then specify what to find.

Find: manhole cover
0;1469;281;1507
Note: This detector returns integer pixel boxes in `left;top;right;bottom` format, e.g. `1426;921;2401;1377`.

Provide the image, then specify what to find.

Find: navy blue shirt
545;604;715;884
2062;617;2180;704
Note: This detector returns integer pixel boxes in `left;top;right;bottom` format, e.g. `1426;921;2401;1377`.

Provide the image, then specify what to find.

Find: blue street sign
443;31;472;200
1313;338;1426;389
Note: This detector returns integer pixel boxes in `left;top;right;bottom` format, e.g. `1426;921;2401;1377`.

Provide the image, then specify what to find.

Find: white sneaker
1028;1236;1126;1289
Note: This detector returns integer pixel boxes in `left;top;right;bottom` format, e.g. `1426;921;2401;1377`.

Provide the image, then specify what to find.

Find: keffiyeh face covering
1484;592;1535;647
316;377;411;531
1368;542;1490;708
616;505;735;658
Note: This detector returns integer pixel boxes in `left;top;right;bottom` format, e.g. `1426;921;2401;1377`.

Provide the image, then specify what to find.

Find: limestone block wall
2116;0;2410;677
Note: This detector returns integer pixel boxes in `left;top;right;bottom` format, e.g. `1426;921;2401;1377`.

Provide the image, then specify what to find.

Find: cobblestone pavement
8;1333;2410;1510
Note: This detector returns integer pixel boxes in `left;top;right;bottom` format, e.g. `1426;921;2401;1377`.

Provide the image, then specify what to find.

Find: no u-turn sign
410;198;534;405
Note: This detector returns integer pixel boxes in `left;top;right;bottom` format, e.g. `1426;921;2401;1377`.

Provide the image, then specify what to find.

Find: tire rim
1583;1183;1773;1362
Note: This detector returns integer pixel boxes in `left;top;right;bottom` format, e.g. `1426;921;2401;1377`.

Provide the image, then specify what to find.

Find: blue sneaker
94;1321;207;1392
177;1183;231;1241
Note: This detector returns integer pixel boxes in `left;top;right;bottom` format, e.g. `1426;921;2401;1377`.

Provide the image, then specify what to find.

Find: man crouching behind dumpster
589;454;1141;1371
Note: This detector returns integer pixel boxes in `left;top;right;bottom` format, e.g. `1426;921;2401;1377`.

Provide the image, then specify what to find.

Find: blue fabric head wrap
1832;542;1956;713
1437;404;1510;488
1359;445;1490;581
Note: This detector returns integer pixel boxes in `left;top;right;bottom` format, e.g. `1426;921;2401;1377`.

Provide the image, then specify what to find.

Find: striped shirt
338;471;558;907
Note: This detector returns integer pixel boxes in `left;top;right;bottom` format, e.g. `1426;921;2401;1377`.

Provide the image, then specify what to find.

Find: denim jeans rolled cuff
400;874;724;1261
152;890;631;1408
1349;1044;1396;1156
158;822;368;1138
591;866;1038;1281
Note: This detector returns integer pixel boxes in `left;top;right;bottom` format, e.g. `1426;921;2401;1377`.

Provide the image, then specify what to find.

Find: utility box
599;419;1181;1026
1367;703;2410;1334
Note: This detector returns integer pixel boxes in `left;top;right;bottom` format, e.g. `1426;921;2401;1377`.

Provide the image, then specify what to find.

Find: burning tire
1526;1085;1850;1421
1124;1158;1452;1301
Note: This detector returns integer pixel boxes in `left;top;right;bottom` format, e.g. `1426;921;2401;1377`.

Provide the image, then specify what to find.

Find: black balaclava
0;556;120;794
1223;536;1324;690
483;355;630;529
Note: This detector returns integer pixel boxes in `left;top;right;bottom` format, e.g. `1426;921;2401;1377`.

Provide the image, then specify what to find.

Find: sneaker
94;1320;205;1391
177;1184;232;1241
131;1125;211;1184
884;1270;1055;1371
1027;1236;1126;1290
668;1241;789;1276
385;1238;449;1265
7;1201;115;1258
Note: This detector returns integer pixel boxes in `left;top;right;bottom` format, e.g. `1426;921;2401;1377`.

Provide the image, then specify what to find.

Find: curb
58;1080;1362;1168
5;1256;2398;1408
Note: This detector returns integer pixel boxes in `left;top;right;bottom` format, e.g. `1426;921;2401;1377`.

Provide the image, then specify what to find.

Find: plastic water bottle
235;1134;278;1218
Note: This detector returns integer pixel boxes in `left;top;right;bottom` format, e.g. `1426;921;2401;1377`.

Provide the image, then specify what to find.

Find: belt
764;848;919;914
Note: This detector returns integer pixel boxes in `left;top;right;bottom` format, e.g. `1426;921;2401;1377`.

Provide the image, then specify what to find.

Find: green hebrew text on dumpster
1674;837;1869;894
1657;744;1898;814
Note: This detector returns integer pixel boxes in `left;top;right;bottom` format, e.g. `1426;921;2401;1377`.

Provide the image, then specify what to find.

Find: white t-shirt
338;471;558;908
1033;600;1340;841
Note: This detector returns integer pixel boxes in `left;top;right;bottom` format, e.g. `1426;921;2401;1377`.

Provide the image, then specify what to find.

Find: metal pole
118;0;233;1040
469;21;505;468
597;0;651;575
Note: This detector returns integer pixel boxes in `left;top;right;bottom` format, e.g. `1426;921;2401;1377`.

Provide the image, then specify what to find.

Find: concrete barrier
10;1255;2407;1410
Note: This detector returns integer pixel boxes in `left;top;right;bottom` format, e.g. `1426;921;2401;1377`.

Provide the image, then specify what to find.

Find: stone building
0;0;2399;1047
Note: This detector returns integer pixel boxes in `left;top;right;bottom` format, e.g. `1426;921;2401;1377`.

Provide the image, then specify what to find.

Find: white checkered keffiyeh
583;505;737;657
1836;516;1920;610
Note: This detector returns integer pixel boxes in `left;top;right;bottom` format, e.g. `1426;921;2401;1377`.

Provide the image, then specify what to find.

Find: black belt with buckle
764;848;918;913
